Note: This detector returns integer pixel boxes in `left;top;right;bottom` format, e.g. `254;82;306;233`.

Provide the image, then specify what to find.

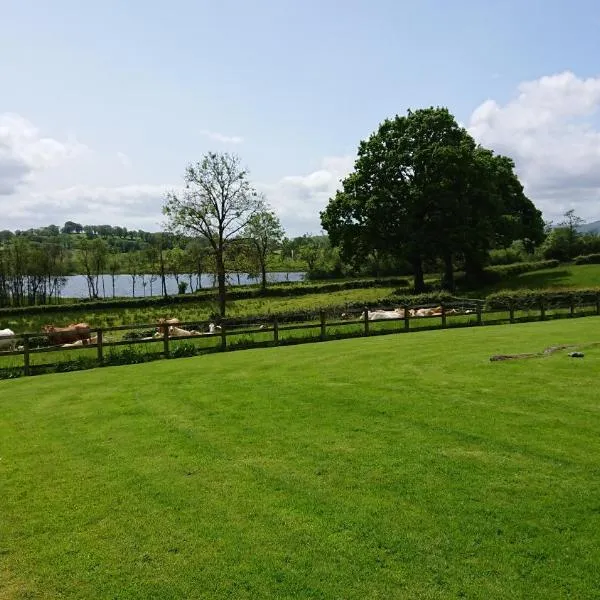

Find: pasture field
2;318;600;598
476;263;600;294
0;286;400;335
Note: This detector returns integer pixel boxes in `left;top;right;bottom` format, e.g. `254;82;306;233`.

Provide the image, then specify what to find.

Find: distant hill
578;220;600;234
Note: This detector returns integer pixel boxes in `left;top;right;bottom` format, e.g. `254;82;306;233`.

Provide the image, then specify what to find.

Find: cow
156;317;181;335
42;323;91;346
0;328;17;352
168;326;202;337
359;309;405;321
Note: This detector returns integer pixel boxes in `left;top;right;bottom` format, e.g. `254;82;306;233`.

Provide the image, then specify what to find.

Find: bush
485;288;600;310
485;260;560;278
574;254;600;265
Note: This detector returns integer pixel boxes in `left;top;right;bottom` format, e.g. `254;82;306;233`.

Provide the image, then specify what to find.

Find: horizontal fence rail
1;296;600;378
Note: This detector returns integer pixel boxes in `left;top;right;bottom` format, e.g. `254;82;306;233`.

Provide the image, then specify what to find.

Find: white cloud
116;151;132;168
257;155;355;237
3;184;174;230
5;72;600;236
0;113;88;196
467;71;600;223
199;129;244;144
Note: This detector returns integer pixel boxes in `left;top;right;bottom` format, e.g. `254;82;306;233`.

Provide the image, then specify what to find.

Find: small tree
163;152;264;316
243;209;285;290
560;209;584;259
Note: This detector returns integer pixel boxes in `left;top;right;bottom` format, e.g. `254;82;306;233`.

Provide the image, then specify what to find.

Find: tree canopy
320;107;545;291
162;152;265;316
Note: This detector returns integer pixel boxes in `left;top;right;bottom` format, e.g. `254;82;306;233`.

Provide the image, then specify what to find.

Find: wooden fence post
23;334;30;377
163;325;170;357
404;305;410;331
476;302;482;326
363;306;369;336
320;310;327;341
539;298;546;321
97;329;103;365
273;318;279;345
570;295;575;318
509;301;515;324
441;303;447;328
220;325;227;351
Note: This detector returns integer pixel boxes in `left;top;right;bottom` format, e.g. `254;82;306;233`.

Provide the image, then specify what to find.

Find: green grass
0;287;399;335
474;263;600;294
2;319;600;598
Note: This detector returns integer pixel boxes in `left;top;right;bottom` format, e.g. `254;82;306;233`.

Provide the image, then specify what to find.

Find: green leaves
321;106;545;290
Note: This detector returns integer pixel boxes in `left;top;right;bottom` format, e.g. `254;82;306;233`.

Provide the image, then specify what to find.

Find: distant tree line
0;205;328;307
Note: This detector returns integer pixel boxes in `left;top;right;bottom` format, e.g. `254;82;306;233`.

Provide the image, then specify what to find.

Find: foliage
541;226;600;261
574;253;600;265
488;240;531;265
163;152;265;316
321;106;544;292
484;259;560;279
242;209;285;289
485;287;600;309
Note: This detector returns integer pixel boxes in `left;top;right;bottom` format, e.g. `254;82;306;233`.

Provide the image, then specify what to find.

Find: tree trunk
441;251;455;292
260;254;267;291
464;253;486;286
411;254;426;293
216;252;226;317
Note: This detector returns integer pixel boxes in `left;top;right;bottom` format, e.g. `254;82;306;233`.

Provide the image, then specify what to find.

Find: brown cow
42;322;92;346
156;317;180;335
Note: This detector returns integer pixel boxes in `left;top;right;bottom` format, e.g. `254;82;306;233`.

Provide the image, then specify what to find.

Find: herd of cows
348;306;476;320
0;306;478;355
0;319;223;353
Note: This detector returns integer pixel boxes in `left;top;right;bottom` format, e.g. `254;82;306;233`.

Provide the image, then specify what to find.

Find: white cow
360;309;405;321
0;328;17;352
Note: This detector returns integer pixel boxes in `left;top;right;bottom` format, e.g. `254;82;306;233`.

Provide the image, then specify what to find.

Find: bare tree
163;152;264;316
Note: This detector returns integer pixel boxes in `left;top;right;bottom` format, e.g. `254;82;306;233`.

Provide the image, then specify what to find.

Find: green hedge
573;254;600;265
485;288;600;310
0;277;410;317
484;259;560;279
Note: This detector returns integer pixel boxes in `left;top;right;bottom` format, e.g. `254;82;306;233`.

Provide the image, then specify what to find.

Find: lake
62;272;306;299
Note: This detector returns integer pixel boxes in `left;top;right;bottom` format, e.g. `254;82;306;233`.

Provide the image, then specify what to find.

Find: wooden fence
2;297;600;377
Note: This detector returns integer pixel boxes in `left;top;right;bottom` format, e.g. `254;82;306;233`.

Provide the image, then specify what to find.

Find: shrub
485;288;600;310
485;260;560;278
574;254;600;265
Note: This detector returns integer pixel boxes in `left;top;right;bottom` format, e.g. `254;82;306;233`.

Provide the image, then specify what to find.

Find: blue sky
2;0;600;236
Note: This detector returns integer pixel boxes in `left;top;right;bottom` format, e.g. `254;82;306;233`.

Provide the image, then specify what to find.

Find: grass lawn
2;319;600;598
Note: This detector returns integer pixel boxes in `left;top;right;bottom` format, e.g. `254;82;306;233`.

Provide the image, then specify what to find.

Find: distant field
2;319;600;598
476;263;600;294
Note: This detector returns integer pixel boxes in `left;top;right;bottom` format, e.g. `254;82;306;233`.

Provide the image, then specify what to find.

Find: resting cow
359;309;405;321
42;323;91;346
0;328;17;352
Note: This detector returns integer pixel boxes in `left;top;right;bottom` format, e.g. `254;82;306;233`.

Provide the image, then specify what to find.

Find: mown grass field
2;318;600;598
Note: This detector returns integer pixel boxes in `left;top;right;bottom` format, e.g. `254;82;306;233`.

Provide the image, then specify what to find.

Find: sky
2;0;600;237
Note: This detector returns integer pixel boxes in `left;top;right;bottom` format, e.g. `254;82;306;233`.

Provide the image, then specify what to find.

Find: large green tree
321;107;544;291
163;152;264;316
